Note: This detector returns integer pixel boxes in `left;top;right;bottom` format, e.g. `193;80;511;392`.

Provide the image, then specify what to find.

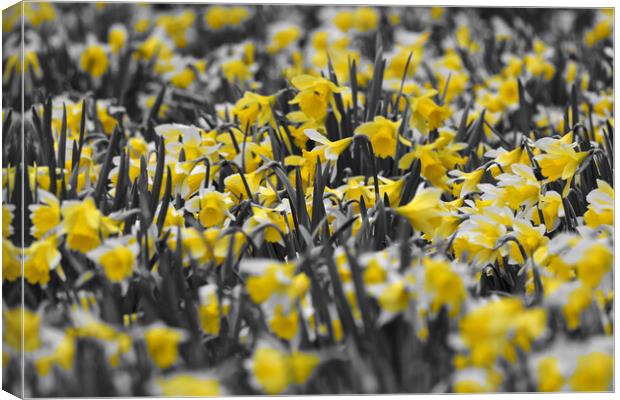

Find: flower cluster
1;4;613;396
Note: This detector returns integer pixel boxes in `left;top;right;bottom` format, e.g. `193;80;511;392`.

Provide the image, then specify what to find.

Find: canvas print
1;2;614;397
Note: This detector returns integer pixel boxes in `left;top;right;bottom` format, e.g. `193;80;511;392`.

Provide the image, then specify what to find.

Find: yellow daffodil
224;170;262;200
569;351;613;391
232;91;277;128
24;235;61;286
583;179;613;228
304;129;353;162
394;187;446;236
248;342;320;395
87;237;139;282
144;326;184;369
61;197;105;253
156;374;221;396
204;5;250;30
289;75;344;122
2;240;22;282
459;298;545;368
410;90;451;134
269;304;299;340
108;24;127;54
353;7;378;32
535;135;588;195
29;190;60;239
80;43;109;78
355;116;402;158
448;168;485;198
267;24;301;54
2;203;14;238
422;257;466;317
198;284;229;335
4;307;41;352
185;188;233;228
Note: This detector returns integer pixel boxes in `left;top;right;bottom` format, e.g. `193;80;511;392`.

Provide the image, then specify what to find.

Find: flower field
1;3;614;396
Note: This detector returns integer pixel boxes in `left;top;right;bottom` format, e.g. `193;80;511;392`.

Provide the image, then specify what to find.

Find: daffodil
355;116;402;158
224;169;262;200
80;43;109;78
497;78;519;109
410;90;451;134
289;75;344;122
157;204;186;232
61;197;106;253
531;191;564;232
352;6;379;32
333;9;354;32
87;237;139;282
108;24;127;54
29;189;61;239
185;188;233;228
494;163;541;209
362;256;388;285
484;145;530;175
569;351;613;391
156;10;196;48
557;283;593;330
585;16;612;47
266;24;301;54
23;235;61;286
534;356;565;391
535;135;588;195
448;167;485;198
202;229;247;265
304;129;353;162
198;284;229;335
282;111;324;150
155;373;221;396
241;260;307;304
167;227;209;264
204;5;250;30
399;129;467;189
572;242;612;289
372;176;405;206
246;206;289;244
2;240;22;282
221;58;254;83
232;91;277;128
250;345;292;394
454;206;513;267
135;33;174;62
66;310;132;366
248;341;320;395
378;280;411;313
524;53;555;81
394;187;446;236
508;219;548;264
459;298;546;368
3;50;42;83
35;333;75;376
168;65;197;88
2;203;14;238
164;124;217;161
583;179;613;228
269;304;299;340
452;368;503;393
144;325;184;369
24;2;57;25
340;176;374;210
422;257;466;317
3;307;41;352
